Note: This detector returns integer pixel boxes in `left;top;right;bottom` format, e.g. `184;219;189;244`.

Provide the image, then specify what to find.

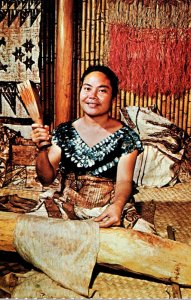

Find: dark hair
80;65;119;99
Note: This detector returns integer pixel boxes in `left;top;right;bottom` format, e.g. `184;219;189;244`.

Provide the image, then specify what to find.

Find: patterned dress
52;120;144;227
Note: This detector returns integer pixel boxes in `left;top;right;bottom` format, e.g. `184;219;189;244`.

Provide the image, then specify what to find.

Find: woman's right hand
31;124;61;185
31;123;51;148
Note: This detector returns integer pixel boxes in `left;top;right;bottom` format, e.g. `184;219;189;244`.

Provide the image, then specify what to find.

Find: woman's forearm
113;180;133;210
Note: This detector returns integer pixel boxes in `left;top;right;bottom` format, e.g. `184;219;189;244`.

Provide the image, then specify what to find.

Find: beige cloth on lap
13;215;99;297
11;270;88;299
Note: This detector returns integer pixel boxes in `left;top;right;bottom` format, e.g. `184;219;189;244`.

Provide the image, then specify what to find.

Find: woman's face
80;71;113;117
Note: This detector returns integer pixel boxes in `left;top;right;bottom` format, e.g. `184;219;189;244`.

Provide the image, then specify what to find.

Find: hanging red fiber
108;25;191;96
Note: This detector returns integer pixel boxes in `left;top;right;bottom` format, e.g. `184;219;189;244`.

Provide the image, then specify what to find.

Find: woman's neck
82;114;110;129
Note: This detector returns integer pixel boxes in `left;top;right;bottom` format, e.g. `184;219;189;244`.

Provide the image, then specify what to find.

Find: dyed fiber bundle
108;25;191;97
17;80;51;148
17;80;43;124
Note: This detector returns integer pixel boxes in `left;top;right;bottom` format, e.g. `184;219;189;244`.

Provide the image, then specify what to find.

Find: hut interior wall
1;1;190;135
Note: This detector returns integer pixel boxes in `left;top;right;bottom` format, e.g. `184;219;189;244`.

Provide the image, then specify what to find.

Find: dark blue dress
52;120;143;180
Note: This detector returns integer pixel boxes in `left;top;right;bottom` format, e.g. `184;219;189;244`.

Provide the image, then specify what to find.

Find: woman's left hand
94;203;122;228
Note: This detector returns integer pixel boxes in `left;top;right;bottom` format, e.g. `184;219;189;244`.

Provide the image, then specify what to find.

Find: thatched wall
74;0;191;135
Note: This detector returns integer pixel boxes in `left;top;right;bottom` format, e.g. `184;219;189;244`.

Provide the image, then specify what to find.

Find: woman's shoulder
120;123;143;154
106;118;124;133
122;125;141;143
55;120;74;129
53;119;76;133
52;120;75;143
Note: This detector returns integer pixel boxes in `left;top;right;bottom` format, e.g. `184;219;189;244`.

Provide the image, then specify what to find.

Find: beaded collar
52;121;143;177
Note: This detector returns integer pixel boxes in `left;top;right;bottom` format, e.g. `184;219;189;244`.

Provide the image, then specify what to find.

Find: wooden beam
55;0;74;126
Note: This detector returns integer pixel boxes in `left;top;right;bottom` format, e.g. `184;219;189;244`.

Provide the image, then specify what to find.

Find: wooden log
1;211;191;286
167;225;182;299
98;227;191;286
55;0;74;126
0;212;20;252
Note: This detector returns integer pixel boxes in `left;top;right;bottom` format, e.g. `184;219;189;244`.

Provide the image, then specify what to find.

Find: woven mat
135;182;191;203
135;182;191;243
0;183;191;298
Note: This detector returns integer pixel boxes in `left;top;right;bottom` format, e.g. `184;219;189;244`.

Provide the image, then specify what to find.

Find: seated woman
31;65;155;233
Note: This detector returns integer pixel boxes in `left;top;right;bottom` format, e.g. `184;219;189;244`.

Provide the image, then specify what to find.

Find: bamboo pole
76;65;81;119
161;93;167;117
174;95;180;127
120;90;125;109
2;211;191;286
137;0;143;28
90;0;96;64
81;0;86;71
152;95;157;109
148;95;152;107
187;90;191;135
157;92;162;114
178;93;184;129
170;94;175;124
130;92;135;106
125;91;131;107
139;95;144;107
183;90;189;132
143;94;148;108
95;1;101;63
166;95;171;121
85;0;90;69
99;0;105;63
135;93;139;107
111;97;117;118
55;0;74;126
79;0;87;118
104;0;109;58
